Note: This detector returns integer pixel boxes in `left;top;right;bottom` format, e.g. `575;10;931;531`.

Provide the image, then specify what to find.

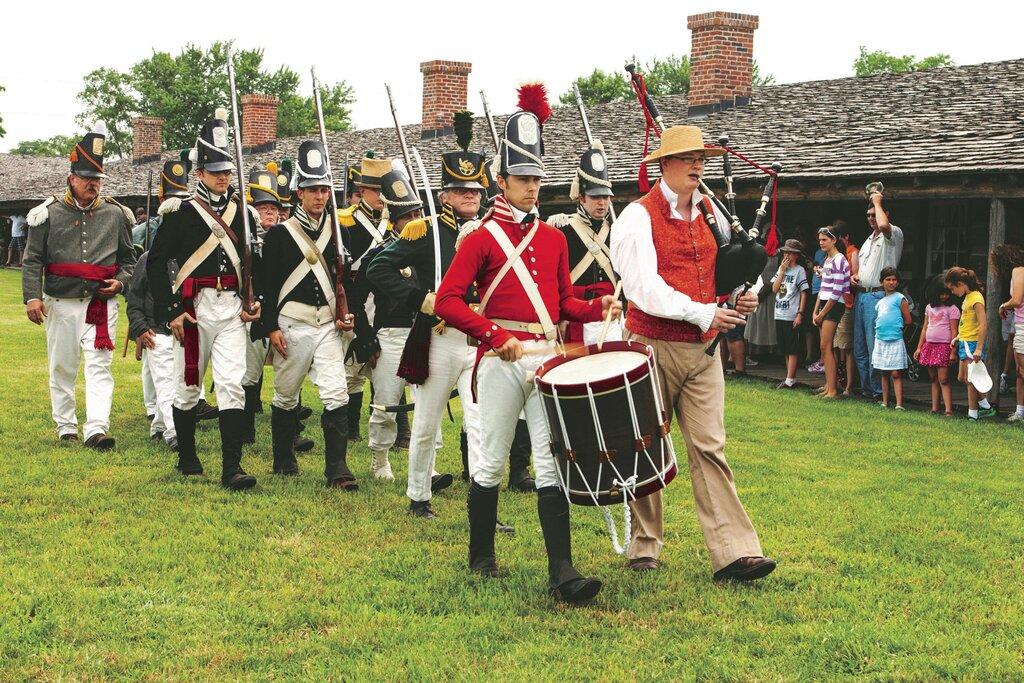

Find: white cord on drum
601;476;636;555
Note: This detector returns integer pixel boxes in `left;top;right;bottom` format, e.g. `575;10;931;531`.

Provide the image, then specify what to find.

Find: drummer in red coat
435;104;621;604
546;144;622;346
610;126;776;580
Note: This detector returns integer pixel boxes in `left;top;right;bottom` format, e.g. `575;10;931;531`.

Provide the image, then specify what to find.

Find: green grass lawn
1;267;1023;680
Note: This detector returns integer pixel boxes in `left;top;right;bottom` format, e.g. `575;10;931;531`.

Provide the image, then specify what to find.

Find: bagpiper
546;143;623;345
23;123;137;449
126;153;193;452
435;88;621;603
262;140;358;488
147;108;262;490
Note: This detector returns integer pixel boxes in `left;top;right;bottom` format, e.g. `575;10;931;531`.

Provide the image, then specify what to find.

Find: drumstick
596;280;624;351
482;346;554;358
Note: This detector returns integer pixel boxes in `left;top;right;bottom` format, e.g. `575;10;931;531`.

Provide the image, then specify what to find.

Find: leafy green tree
76;42;354;158
10;135;78;157
853;47;954;76
560;55;774;106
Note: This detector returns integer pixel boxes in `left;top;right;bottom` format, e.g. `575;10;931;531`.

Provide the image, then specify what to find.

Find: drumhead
542;350;648;385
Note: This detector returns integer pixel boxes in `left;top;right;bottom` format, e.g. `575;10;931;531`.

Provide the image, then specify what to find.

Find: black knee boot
219;408;256;490
172;405;203;475
508;419;536;492
271;406;299;475
460;429;470;482
347;392;363;442
322;406;357;489
468;481;500;576
293;408;315;452
537;486;601;603
395;395;410;449
241;384;259;444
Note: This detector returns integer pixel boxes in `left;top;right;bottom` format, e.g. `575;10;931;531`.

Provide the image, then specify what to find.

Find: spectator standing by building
805;237;826;373
872;267;911;409
6;213;27;267
914;282;960;416
852;191;904;399
812;226;851;398
991;245;1024;423
944;267;994;420
833;220;859;395
771;239;808;388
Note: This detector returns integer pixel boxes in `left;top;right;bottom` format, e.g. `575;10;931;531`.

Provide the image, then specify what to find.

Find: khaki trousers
627;333;763;572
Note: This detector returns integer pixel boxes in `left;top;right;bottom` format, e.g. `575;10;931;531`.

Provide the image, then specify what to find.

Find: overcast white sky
2;0;1022;152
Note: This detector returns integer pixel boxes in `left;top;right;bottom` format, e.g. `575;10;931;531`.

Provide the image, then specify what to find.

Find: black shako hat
160;150;191;199
295;140;332;189
277;158;294;205
499;111;545;177
441;152;487;191
247;162;283;206
70;123;108;179
379;169;422;221
570;144;613;200
195;108;234;172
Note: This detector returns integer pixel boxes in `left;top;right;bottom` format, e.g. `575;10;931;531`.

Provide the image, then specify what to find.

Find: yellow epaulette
399;217;429;241
103;196;136;224
338;205;357;228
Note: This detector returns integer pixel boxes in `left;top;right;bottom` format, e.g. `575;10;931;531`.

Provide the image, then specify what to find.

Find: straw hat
642;125;725;164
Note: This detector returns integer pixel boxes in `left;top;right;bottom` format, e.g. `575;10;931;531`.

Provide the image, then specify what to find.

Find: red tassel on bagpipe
628;71;659;194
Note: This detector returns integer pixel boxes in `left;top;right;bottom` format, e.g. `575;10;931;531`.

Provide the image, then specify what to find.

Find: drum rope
601;477;635;556
549;385;576;505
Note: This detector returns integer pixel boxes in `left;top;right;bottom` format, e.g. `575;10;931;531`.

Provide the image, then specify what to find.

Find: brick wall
687;11;759;116
420;60;472;137
240;94;280;152
131;117;164;163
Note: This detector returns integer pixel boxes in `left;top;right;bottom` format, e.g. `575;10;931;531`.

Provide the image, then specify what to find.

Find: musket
384;83;419;195
144;170;153;251
312;67;354;331
571;84;618;222
225;46;256;316
479;90;501;154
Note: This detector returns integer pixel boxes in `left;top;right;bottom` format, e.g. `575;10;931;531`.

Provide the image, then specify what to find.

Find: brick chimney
420;60;472;140
687;11;759;117
240;94;280;152
132;116;164;164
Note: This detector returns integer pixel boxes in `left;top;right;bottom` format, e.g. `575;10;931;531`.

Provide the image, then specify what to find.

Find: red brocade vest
625;182;719;343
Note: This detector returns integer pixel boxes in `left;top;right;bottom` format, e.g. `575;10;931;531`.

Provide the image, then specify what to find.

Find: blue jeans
853;291;884;396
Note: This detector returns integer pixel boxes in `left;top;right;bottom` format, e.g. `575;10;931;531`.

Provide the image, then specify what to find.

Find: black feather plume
453;111;474;152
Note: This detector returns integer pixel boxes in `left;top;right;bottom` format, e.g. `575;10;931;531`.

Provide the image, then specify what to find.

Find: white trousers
43;295;117;440
142;351;157;415
406;330;480;501
368;327;409;452
582;318;624;346
143;334;177;440
243;323;269;387
271;315;350;411
342;330;371;394
172;289;246;411
474;340;560;489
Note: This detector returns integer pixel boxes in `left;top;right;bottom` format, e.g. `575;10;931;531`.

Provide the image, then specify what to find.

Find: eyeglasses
669;154;707;166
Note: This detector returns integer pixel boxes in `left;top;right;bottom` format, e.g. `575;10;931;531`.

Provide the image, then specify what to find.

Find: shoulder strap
171;202;242;292
480;220;556;339
567;215;615;285
279;217;335;309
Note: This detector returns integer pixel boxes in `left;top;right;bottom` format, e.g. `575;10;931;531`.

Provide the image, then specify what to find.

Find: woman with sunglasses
812;227;851;398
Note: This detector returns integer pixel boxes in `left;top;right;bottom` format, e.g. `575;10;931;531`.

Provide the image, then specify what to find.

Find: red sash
180;275;239;386
45;263;119;350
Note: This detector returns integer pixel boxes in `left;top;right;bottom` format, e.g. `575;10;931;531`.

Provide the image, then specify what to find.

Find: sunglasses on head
818;227;836;240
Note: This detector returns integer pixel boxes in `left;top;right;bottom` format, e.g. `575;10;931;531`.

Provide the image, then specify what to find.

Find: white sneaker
370;449;394;480
1008;413;1024;423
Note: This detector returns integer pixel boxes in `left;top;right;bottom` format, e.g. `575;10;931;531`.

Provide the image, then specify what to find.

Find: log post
984;198;1006;406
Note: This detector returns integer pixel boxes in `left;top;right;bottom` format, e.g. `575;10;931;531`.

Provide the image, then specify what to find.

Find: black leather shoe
293;435;315;452
297;405;313;421
713;556;777;582
222;471;257;491
177;459;204;475
495;519;515;535
84;433;116;451
508;470;536;493
551;577;603;604
196;400;219;421
328;477;359;491
166;437;179;452
409;500;437;519
431;473;454;493
151;431;164;441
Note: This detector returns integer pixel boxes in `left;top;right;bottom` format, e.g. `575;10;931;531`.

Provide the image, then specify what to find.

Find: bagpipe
624;63;782;355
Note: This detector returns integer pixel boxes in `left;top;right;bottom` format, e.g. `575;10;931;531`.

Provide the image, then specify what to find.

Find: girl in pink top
914;281;960;415
992;245;1024;422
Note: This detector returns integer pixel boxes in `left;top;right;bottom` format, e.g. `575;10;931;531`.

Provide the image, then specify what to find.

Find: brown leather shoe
328;477;359;491
713;556;777;582
59;433;79;443
83;433;115;451
628;557;661;572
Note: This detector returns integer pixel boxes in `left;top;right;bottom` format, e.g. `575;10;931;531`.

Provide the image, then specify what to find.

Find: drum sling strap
351;209;388;270
171;200;242;293
480;219;558;343
568;216;616;286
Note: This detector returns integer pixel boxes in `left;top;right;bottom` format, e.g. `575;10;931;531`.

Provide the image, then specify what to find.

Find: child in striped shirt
812;226;851;398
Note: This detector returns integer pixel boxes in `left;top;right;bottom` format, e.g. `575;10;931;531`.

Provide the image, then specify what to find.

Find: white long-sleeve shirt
610;181;731;333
